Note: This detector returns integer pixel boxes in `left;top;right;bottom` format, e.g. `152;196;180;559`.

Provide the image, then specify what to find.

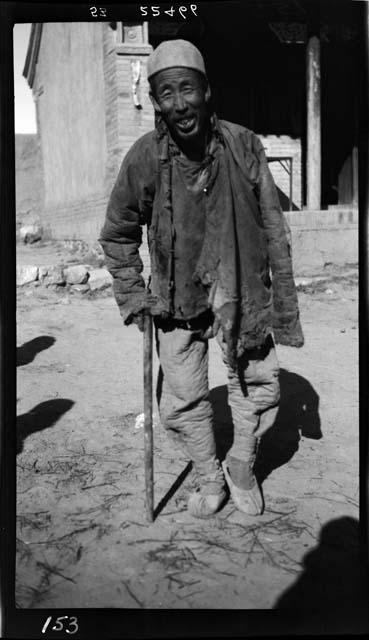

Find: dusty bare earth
16;242;366;616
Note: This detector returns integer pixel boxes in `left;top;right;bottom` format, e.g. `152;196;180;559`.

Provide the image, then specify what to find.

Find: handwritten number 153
42;616;78;634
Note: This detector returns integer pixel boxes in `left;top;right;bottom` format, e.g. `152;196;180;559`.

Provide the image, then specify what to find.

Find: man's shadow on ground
274;516;369;629
17;336;56;366
210;368;321;482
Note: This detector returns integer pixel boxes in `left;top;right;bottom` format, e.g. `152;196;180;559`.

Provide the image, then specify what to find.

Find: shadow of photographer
17;335;56;366
274;516;369;628
17;398;75;455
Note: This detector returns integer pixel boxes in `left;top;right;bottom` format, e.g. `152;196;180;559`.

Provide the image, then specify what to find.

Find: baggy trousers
155;326;280;474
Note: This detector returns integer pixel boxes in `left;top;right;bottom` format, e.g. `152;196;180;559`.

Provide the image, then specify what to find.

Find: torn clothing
100;114;304;361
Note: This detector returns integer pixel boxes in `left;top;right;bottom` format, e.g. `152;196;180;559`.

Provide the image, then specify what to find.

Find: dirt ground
15;242;366;615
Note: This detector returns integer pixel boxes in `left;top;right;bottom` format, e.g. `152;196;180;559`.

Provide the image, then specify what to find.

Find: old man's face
150;67;210;145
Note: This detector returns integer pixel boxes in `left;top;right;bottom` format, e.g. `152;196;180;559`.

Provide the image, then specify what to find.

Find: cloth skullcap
147;39;206;80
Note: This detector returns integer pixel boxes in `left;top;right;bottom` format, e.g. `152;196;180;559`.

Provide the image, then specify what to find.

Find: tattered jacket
100;116;304;354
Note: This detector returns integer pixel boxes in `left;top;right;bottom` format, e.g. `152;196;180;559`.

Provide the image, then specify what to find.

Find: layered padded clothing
100;115;304;362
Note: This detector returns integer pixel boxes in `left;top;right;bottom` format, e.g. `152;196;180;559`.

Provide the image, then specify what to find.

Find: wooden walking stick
143;311;154;522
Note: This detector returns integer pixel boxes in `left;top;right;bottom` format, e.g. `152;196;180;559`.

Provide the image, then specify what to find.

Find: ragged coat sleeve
99;135;156;324
252;134;304;347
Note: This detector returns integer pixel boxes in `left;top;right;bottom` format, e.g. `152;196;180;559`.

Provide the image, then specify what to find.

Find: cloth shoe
222;460;264;515
187;489;227;518
187;458;226;518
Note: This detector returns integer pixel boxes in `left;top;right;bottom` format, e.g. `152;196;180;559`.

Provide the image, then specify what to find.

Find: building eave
23;23;43;89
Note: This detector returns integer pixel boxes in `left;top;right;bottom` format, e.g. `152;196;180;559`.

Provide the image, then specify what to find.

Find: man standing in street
100;39;304;519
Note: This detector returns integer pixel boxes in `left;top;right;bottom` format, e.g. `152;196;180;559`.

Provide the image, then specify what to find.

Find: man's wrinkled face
150;67;210;144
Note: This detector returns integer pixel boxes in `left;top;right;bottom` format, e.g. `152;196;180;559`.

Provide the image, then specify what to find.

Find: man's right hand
125;293;158;331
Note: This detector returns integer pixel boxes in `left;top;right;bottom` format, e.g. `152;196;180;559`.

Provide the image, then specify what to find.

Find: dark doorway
148;0;361;209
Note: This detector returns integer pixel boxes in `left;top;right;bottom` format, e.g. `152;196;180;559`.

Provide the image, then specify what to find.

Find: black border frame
1;1;368;637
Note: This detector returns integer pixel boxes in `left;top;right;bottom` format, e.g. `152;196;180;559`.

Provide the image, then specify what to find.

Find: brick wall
42;194;109;242
33;23;109;240
285;207;358;274
115;53;155;165
37;23;157;243
97;34;154;274
102;25;121;195
259;135;302;210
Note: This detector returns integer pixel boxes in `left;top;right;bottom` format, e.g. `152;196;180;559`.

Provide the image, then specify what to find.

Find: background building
21;1;361;272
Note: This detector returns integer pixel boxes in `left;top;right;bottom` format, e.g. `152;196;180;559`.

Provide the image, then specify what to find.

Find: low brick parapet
286;208;358;229
286;208;358;275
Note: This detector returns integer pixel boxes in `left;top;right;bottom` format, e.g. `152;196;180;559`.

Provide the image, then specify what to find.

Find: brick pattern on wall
102;25;121;195
285;208;358;274
34;23;108;208
42;194;108;242
259;135;302;210
31;23;111;241
108;42;155;278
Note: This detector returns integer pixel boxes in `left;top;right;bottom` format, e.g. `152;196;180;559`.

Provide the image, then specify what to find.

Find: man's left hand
202;317;221;339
